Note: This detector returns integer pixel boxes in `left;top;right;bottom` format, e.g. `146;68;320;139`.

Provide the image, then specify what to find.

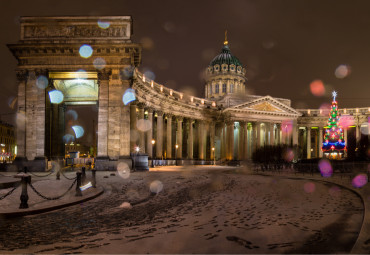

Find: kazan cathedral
9;16;369;171
133;36;369;166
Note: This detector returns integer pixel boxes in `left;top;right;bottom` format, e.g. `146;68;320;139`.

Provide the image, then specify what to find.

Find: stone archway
8;16;142;171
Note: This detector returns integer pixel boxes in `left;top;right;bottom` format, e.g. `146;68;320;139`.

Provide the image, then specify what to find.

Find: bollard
75;172;82;197
91;169;96;188
19;175;31;209
81;167;86;184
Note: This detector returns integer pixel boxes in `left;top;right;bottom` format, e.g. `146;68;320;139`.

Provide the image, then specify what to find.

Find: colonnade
130;101;298;161
300;124;368;159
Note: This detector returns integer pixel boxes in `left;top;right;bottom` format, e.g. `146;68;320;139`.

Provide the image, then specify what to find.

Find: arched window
215;84;219;93
222;84;226;93
230;84;234;93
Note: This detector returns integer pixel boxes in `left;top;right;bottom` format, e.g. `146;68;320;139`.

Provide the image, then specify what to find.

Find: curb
0;187;104;219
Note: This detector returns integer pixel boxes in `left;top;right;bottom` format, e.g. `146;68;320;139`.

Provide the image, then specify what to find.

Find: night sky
1;0;370;126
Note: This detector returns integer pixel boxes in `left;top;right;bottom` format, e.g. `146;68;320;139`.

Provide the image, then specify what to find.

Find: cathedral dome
209;44;243;68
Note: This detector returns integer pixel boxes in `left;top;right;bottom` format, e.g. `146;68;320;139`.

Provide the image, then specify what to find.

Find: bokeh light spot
136;119;152;132
79;44;93;58
119;202;132;209
63;134;75;143
143;70;155;81
310;80;325;97
304;182;315;193
335;64;351;79
36;75;48;89
140;37;154;50
329;186;341;197
97;20;110;29
93;57;106;70
72;125;84;138
66;109;78;121
48;90;64;104
8;96;17;109
352;174;368;188
318;159;333;177
122;88;136;105
150;180;163;194
117;162;130;179
339;115;354;128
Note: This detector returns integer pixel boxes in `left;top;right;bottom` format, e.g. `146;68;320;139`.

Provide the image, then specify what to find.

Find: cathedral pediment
249;101;283;112
226;95;301;116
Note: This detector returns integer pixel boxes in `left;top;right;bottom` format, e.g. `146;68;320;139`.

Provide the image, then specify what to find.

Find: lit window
215;84;219;93
222;84;226;93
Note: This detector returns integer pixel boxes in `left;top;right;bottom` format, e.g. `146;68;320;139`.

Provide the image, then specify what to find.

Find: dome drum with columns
205;32;246;99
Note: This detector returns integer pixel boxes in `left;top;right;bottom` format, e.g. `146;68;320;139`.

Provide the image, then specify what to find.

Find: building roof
209;44;243;67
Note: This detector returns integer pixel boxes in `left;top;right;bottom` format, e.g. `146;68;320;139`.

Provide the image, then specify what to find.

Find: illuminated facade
8;16;370;170
0;121;16;161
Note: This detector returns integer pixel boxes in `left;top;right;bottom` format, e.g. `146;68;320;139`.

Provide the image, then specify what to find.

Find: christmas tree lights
322;91;346;158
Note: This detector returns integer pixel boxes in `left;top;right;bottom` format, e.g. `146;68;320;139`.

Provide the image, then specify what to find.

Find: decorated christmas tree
322;91;346;159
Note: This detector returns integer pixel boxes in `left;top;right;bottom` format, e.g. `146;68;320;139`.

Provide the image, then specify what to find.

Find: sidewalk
0;170;103;218
251;167;370;254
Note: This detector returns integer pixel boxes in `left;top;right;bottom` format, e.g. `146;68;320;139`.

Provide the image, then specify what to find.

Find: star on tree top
332;91;337;101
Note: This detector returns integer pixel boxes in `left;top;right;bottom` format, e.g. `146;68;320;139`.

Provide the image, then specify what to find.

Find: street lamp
175;144;179;166
212;147;215;165
151;139;155;168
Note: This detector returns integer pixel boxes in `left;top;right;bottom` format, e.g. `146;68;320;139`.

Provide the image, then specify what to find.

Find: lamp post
151;139;155;167
212;147;215;165
175;144;179;166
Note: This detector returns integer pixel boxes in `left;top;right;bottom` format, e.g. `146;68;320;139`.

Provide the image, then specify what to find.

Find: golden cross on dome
224;30;228;45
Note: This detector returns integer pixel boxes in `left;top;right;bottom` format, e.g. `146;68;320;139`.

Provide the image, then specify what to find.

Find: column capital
98;69;112;81
156;110;164;116
146;107;154;114
16;70;28;82
137;102;146;109
35;69;48;77
176;116;184;122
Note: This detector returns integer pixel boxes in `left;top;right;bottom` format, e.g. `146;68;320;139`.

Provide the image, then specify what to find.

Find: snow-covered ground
0;165;367;254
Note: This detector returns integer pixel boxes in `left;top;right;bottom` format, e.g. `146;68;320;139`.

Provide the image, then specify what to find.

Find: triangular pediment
226;95;301;116
249;101;283;112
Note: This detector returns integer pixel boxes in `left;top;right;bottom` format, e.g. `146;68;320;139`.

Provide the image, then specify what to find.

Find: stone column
129;103;137;152
156;111;164;159
187;119;194;159
251;122;257;153
256;122;261;149
243;122;249;160
34;70;46;158
176;117;183;159
281;123;286;145
319;126;323;158
292;120;298;147
269;123;275;146
25;71;37;160
146;108;153;158
356;123;360;147
137;103;145;153
107;69;123;160
307;127;311;159
198;121;205;160
15;70;27;158
238;122;244;160
166;114;172;159
226;121;234;160
119;78;131;157
97;70;111;158
210;122;215;160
